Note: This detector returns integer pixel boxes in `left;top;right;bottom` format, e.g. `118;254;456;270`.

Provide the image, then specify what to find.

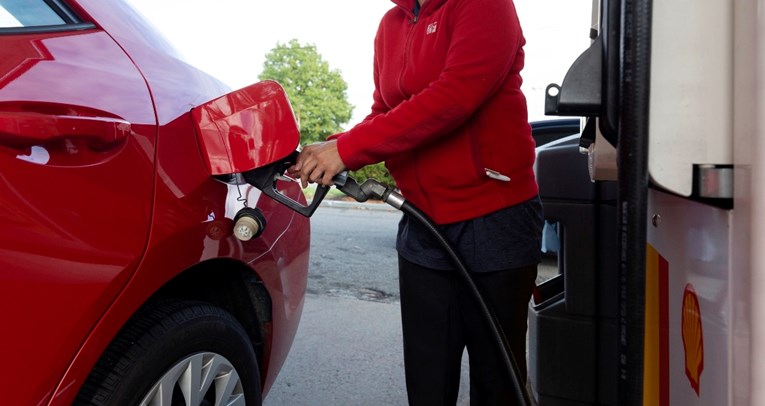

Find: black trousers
398;256;537;406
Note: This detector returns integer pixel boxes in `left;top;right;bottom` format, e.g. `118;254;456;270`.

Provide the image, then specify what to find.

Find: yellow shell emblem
681;283;704;396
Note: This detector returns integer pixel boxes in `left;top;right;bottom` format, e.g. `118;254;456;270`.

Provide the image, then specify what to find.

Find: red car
0;1;310;404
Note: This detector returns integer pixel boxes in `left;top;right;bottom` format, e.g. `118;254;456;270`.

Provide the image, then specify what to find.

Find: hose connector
382;188;405;210
333;172;404;209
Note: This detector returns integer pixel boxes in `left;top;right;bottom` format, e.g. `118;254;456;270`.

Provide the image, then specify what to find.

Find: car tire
75;299;262;406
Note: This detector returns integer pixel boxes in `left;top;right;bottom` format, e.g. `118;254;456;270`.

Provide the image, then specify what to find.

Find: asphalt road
305;201;402;301
263;202;557;405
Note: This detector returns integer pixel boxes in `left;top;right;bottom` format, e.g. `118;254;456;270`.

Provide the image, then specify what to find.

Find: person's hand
287;140;346;188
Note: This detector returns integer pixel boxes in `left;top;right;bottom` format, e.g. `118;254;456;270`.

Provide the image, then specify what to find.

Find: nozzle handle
242;150;329;217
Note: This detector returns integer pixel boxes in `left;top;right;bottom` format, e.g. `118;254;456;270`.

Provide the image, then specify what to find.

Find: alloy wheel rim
139;352;245;406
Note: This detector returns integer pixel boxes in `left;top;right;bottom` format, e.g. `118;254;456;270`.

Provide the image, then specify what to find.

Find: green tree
258;39;353;144
259;39;395;190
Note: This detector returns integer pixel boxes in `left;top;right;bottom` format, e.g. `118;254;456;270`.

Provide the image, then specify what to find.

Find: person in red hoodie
291;0;542;403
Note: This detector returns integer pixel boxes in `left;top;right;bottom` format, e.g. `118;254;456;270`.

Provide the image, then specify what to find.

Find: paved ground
263;294;472;405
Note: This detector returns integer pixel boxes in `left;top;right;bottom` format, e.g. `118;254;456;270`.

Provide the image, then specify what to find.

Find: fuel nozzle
239;149;405;218
332;172;405;210
241;150;331;217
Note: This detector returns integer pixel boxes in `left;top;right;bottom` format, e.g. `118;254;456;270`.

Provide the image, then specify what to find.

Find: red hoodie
333;0;537;224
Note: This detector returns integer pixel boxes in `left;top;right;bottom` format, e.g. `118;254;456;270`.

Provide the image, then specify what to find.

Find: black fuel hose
399;200;533;406
307;174;532;404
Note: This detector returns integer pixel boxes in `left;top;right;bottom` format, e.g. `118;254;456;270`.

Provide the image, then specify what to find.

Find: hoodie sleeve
334;0;525;170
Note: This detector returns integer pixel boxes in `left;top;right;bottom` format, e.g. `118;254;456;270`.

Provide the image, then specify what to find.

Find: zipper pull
411;2;420;24
485;168;511;182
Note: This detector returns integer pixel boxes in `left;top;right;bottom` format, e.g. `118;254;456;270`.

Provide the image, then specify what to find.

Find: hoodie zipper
399;2;419;95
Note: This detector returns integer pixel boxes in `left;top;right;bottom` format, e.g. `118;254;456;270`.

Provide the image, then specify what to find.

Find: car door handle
0;111;131;149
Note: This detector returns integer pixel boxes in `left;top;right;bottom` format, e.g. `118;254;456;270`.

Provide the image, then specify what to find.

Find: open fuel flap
191;80;331;221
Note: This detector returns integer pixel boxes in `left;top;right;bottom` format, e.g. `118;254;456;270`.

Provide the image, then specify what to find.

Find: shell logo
681;283;704;396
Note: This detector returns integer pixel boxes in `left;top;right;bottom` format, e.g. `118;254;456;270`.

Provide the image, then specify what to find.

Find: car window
0;0;66;28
